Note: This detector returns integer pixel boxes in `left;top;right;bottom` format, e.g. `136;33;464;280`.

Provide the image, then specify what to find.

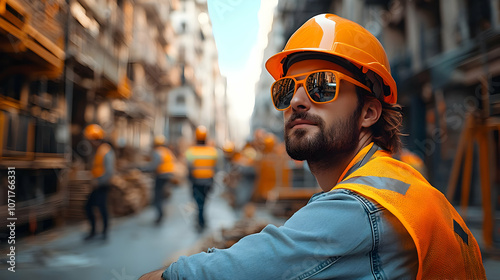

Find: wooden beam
0;18;63;73
23;38;63;69
24;24;64;60
446;113;472;200
477;126;494;248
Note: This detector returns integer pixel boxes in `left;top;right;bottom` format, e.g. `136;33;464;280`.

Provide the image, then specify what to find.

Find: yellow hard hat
265;14;396;104
195;125;207;141
154;135;166;146
84;124;104;140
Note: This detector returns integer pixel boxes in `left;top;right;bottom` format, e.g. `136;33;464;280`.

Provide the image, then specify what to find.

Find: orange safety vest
333;143;485;280
155;146;176;174
185;145;218;179
91;143;111;178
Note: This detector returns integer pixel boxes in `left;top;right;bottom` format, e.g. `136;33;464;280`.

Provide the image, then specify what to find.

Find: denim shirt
162;188;418;279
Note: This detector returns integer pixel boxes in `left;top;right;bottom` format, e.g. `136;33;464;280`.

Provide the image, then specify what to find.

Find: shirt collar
336;142;384;185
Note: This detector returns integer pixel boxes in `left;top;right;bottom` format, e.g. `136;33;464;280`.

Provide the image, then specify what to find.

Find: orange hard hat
154;135;166;146
84;124;104;140
263;134;275;152
195;125;207;141
265;14;397;104
223;141;235;154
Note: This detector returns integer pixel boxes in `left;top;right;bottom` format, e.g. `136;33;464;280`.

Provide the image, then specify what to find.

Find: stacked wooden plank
109;169;151;217
66;169;152;220
66;170;93;221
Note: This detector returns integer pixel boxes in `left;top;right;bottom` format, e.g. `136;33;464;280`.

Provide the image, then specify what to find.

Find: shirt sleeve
162;190;373;280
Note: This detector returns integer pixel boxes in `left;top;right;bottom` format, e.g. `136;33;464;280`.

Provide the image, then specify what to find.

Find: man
83;124;115;241
185;125;218;232
141;14;485;279
138;135;177;224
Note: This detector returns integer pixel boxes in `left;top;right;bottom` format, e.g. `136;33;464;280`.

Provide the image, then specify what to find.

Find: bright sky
207;0;279;145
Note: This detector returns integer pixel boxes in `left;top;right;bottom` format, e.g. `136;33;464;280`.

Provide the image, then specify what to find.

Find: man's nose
290;85;311;111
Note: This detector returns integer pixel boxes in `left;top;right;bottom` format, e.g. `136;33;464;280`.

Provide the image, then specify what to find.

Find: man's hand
139;269;165;280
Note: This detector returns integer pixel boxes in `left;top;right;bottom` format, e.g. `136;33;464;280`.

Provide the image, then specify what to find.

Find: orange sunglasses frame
271;69;371;111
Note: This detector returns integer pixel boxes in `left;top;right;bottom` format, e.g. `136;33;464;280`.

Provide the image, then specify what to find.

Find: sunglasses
271;70;371;111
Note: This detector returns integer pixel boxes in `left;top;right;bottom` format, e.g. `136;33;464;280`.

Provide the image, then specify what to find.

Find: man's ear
360;97;382;128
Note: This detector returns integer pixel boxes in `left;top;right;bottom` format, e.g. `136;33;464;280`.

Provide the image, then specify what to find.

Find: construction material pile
66;170;93;220
109;169;152;217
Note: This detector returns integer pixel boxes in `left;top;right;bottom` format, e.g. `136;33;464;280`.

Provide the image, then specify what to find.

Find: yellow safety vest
333;143;485;280
156;146;176;174
185;145;218;179
91;143;111;178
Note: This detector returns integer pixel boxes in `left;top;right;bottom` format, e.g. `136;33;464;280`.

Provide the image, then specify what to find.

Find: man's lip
288;119;317;129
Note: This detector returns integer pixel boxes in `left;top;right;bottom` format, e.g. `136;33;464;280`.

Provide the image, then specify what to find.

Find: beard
284;108;361;164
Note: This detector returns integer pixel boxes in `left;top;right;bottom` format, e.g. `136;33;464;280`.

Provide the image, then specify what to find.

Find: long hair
356;88;404;154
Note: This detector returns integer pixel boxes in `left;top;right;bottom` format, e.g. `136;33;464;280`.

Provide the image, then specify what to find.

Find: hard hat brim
265;47;397;104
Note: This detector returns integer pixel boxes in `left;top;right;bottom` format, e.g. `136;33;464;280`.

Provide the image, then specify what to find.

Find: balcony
23;0;65;45
137;0;170;25
0;0;65;76
78;0;109;25
110;6;125;39
100;44;120;87
68;21;120;87
68;22;97;75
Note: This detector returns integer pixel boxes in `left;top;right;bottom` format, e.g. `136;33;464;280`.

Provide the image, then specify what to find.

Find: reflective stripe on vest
334;145;485;280
156;146;175;174
186;145;217;179
92;143;111;178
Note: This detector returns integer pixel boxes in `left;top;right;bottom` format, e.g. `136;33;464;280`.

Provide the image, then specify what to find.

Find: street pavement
0;179;238;280
1;177;500;279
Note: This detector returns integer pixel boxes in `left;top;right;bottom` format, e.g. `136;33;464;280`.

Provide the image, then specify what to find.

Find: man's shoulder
357;154;428;184
98;142;114;154
309;188;369;204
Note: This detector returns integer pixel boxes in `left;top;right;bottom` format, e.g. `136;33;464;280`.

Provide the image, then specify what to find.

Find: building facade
0;0;68;234
0;0;224;236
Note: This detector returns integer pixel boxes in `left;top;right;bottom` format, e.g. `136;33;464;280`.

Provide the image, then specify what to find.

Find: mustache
285;112;324;129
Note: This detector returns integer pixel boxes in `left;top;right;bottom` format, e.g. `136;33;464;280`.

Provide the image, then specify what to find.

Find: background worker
137;135;177;225
221;140;235;172
185;125;218;232
141;14;485;279
393;148;428;178
83;124;115;241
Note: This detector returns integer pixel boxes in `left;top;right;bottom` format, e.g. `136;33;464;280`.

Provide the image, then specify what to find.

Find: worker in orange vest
393;148;428;178
83;124;115;241
253;133;278;201
138;135;177;225
141;14;485;280
185;126;218;232
222;140;235;172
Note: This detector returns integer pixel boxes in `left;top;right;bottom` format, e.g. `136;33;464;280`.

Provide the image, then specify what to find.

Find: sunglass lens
272;79;295;110
306;72;337;102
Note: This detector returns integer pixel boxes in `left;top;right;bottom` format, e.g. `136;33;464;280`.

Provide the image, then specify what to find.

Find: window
467;0;491;38
176;95;185;105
